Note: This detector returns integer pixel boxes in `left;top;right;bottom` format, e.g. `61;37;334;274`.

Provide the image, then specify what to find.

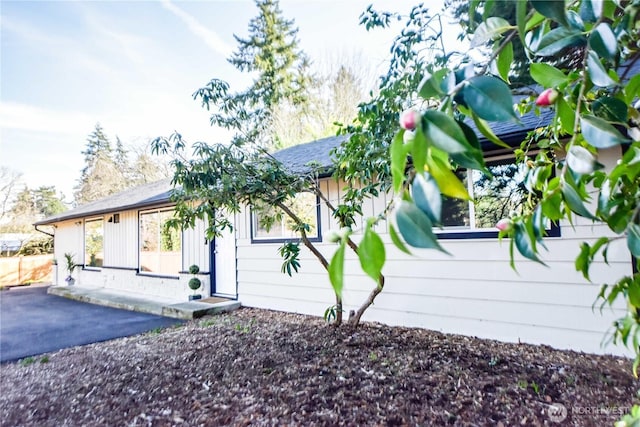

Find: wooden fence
0;255;53;286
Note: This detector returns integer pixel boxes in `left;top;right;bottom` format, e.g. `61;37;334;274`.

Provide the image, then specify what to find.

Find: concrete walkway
48;286;241;319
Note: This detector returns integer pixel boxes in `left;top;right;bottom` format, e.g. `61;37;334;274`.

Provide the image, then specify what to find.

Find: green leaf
418;69;453;99
390;130;408;193
592;97;628;123
566;10;585;31
531;0;569;27
624;74;640;104
589;23;617;60
628;279;640;308
427;154;470;200
389;223;412;255
328;240;346;299
514;222;544;264
496;40;513;82
535;27;585;57
628;224;640;258
470;111;511;148
579;0;601;22
471;17;514;48
412;172;442;225
562;175;596;219
586;51;616;87
395;201;447;252
452;121;489;173
463;75;519;122
581;115;630;148
529;63;568;88
556;96;575;135
422;110;474;154
542;191;563;221
576;242;590;279
413;126;428;174
358;224;385;284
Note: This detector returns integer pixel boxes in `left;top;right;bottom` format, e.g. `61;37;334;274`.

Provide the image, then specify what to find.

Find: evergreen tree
114;136;131;180
74;123;126;205
194;0;311;149
32;186;67;217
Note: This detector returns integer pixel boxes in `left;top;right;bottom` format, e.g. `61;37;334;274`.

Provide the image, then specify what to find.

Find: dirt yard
1;308;638;426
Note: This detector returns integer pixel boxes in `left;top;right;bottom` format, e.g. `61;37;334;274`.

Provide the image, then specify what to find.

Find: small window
438;160;559;238
252;192;320;242
139;209;182;275
84;218;104;267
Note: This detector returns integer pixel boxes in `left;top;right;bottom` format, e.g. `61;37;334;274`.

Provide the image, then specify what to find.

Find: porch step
48;286;241;320
162;300;241;320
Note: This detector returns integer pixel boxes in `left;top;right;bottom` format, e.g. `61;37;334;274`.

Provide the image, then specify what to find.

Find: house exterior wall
52;207;214;301
235;147;633;356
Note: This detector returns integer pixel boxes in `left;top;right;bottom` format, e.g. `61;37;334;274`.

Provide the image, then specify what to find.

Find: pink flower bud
400;109;420;131
535;88;559;107
496;218;513;232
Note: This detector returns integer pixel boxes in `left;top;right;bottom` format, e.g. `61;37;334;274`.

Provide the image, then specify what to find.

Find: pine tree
114;136;131;181
194;0;311;149
74;123;126;205
33;186;67;217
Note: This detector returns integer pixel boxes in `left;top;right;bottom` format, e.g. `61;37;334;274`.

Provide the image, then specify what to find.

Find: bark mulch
1;307;638;426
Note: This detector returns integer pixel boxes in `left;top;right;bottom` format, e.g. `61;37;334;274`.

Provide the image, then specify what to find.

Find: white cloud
0;102;97;136
160;0;233;57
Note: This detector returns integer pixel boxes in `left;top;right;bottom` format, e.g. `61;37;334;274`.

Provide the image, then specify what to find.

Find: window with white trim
139;208;182;275
84;218;104;267
251;193;320;242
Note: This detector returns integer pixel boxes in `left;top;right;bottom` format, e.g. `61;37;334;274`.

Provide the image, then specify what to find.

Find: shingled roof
35;179;174;226
271;134;348;175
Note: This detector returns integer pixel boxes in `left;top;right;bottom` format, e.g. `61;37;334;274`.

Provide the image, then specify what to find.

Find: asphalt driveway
0;285;183;363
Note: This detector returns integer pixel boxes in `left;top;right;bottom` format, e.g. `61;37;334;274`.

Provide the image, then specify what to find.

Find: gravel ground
1;307;638;426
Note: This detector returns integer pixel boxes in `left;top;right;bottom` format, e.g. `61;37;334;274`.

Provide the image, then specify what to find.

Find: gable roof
34;179;174;226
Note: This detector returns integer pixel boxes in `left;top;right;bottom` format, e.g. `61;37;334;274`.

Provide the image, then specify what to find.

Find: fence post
18;255;23;284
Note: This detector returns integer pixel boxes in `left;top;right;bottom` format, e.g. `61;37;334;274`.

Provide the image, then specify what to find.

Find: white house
35;179;237;300
35;96;635;357
35;132;633;358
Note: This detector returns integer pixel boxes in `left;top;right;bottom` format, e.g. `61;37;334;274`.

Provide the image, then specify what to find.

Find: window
252;192;320;242
438;160;559;238
139;209;182;275
84;218;104;267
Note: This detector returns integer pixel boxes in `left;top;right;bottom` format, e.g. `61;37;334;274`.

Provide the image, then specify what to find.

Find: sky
1;0;450;203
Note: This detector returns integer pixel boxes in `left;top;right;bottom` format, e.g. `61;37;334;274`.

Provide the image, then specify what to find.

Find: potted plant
64;253;77;285
188;264;202;301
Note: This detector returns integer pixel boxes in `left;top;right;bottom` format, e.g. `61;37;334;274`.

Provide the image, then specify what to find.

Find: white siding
236;147;634;356
182;217;210;273
53;220;84;285
53;206;214;301
103;211;137;269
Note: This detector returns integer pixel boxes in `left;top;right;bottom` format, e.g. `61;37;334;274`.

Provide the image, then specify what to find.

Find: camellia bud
495;218;513;232
325;229;341;243
535;88;559;107
399;109;420;131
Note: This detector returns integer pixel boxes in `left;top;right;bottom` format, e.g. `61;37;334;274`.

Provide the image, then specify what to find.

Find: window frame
83;217;104;269
138;206;184;277
435;156;561;240
250;193;322;244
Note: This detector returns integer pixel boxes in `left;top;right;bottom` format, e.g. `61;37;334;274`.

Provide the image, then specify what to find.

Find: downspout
34;224;54;238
